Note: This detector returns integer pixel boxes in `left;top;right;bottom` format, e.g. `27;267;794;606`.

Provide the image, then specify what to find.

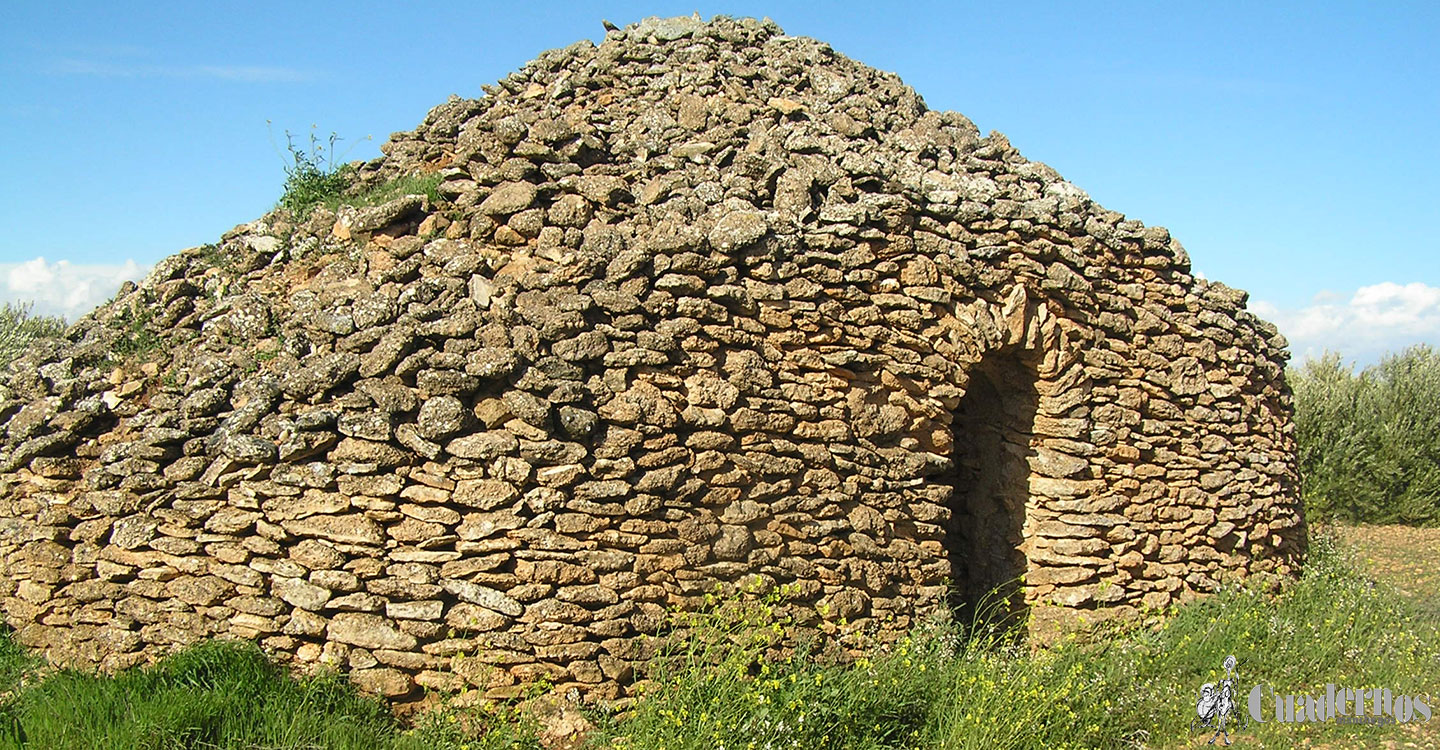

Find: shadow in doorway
943;348;1041;635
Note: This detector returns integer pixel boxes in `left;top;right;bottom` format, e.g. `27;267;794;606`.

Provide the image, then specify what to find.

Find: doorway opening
944;348;1040;633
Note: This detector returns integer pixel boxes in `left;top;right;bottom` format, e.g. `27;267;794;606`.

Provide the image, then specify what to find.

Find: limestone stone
453;479;520;510
447;431;518;460
478;182;537;216
329;438;408;467
290;539;346;570
348;666;413;699
263;490;349;521
708;211;768;251
327;613;418;651
444;603;510;632
109;515;158;550
273;576;332;611
339;195;424;234
547;194;592;227
441;579;523;617
386;599;444;620
417;396;469;440
311;569;362;592
330;592;386;612
165;576;231;607
282;514;384;546
532;692;596;750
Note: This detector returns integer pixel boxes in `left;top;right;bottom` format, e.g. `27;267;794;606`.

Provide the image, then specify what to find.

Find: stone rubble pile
0;14;1304;702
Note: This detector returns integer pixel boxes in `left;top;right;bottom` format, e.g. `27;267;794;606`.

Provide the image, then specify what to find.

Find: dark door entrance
944;348;1040;633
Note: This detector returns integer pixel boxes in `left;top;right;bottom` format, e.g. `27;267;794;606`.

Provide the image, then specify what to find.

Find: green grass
0;639;382;749
278;163;443;220
601;529;1439;749
0;532;1434;749
322;172;443;214
0;303;66;367
0;637;540;750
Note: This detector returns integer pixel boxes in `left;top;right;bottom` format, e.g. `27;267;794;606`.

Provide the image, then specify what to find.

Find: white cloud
1252;282;1440;367
53;58;317;83
0;257;149;321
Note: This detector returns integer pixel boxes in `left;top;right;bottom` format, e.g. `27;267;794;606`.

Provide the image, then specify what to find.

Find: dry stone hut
0;15;1305;701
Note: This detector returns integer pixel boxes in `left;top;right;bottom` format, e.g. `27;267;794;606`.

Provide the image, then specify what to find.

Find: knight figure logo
1193;655;1248;745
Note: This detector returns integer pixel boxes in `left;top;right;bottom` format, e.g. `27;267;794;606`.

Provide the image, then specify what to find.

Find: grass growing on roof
324;172;443;214
271;124;442;219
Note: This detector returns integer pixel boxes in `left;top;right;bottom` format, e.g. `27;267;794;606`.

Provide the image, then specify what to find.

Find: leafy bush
108;298;161;360
1291;345;1440;525
0;302;65;368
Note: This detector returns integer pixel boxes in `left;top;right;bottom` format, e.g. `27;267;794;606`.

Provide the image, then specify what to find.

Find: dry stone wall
0;15;1304;702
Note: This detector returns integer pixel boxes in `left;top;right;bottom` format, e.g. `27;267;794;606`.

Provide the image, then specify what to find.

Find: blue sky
1;1;1436;366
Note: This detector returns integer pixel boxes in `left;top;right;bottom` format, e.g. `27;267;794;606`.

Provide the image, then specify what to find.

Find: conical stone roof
0;15;1303;702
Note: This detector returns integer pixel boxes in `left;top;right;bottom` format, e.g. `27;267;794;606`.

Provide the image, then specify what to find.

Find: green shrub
1291;345;1440;525
0;302;65;368
275;127;358;218
91;295;163;371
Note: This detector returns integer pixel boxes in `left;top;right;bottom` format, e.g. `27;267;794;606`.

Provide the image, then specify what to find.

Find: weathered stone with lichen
0;15;1303;704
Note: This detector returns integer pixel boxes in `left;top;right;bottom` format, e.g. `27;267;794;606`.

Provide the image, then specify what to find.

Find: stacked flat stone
0;15;1304;702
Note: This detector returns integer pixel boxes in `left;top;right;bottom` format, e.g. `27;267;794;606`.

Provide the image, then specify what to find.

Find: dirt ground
1337;525;1440;621
1328;525;1440;750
